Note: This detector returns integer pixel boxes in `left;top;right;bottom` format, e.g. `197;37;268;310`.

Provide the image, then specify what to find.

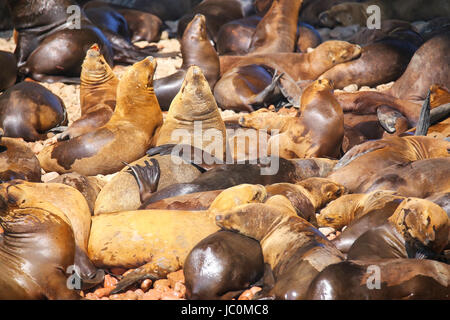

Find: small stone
140;279;153;292
343;84;358;92
319;227;336;237
167;270;185;287
41;172;59;183
142;289;162;300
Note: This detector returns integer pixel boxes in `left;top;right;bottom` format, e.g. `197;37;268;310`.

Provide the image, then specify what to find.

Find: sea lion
49;173;105;214
0;136;41;183
184;230;265;300
360;157;450;197
328;136;450;193
83;5;131;41
317;190;404;230
347;198;449;261
0;0;12;31
318;38;417;89
93;154;202;215
248;0;303;54
115;8;162;43
0;51;17;91
37;56;163;176
0;192;80;299
213;64;282;112
319;0;450;28
0;180;103;286
267;79;344;159
0;82;67;141
216;16;262;56
177;0;255;43
297;23;322;53
306;259;450;300
58;44;118;141
156;65;227;157
143;190;224;211
154;14;220;110
215;196;345;300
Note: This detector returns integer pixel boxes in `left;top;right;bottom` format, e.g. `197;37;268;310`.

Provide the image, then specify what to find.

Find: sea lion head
120;56;157;91
81;43;113;82
184;14;208;42
319;3;368;27
317;193;364;229
209;184;267;213
296;178;346;210
429;84;450;108
315;41;362;66
388;198;449;254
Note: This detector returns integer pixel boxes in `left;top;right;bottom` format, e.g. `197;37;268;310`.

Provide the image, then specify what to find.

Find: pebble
167;269;185;287
343;84;358;92
319;227;336;237
140;279;153;292
41;172;59;183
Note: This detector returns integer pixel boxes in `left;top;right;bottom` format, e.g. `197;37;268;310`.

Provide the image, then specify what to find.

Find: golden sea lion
37;56;163;176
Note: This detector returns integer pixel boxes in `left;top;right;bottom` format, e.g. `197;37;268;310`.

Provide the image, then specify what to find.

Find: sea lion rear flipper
377;106;407;134
249;70;284;109
146;144;178;156
110;263;162;294
251;263;276;300
415;90;431;136
49;126;68;134
124;159;160;203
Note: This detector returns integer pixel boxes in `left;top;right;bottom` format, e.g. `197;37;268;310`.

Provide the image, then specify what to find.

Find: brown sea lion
37;56;163;176
267;79;344;159
297;23;322;53
58;44;118;141
154;14;220;110
0;180;103;286
347;198;449;261
143;190;223;211
216;16;262;55
184;230;265;300
215;196;345;300
49;173;105;214
361;157;450;197
318;38;417;89
319;0;450;28
116;8;162;43
156;65;227;158
0;51;17;91
0;82;67;141
248;0;303;54
0;136;41;183
328;136;450;193
0;193;80;299
306;259;450;300
83;4;131;41
317;190;404;230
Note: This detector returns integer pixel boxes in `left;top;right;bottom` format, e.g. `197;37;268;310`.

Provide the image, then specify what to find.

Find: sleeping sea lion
38;56;163;176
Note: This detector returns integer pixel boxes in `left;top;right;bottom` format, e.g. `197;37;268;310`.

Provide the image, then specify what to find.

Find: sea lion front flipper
146;144;178;157
377;105;407;134
124;159;161;203
430;102;450;125
49;126;69;135
415;90;431;136
110;263;163;294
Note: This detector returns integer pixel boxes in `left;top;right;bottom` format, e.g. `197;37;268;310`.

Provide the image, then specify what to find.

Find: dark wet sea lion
215;196;344;300
268;79;345;159
328;136;450;193
154;14;220;110
156;66;227;157
248;0;303;54
0;82;67;141
347;198;449;261
58;44;118;141
0;51;17;92
116;8;162;43
38;56;163;176
0;136;41;183
177;0;255;42
83;5;131;41
0;0;12;31
318;38;417;90
0;185;81;299
306;259;450;300
361;157;450;197
184;230;264;300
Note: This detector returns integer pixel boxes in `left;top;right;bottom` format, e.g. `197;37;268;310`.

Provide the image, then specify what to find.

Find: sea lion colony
0;0;449;300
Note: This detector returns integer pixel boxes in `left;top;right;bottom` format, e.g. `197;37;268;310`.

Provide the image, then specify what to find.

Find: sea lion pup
1;180;104;288
184;230;265;300
94;185;266;294
0;192;81;299
248;0;303;54
328;136;450;193
306;259;450;300
213;65;283;112
57;44;118;141
266;79;344;159
156;65;227;158
0;51;17;91
360;157;450;197
154;14;220;110
215;196;345;300
317;191;404;230
0;135;41;183
49;173;105;214
37;56;163;176
0;82;67;141
318;37;417;90
346;198;449;261
319;0;450;28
